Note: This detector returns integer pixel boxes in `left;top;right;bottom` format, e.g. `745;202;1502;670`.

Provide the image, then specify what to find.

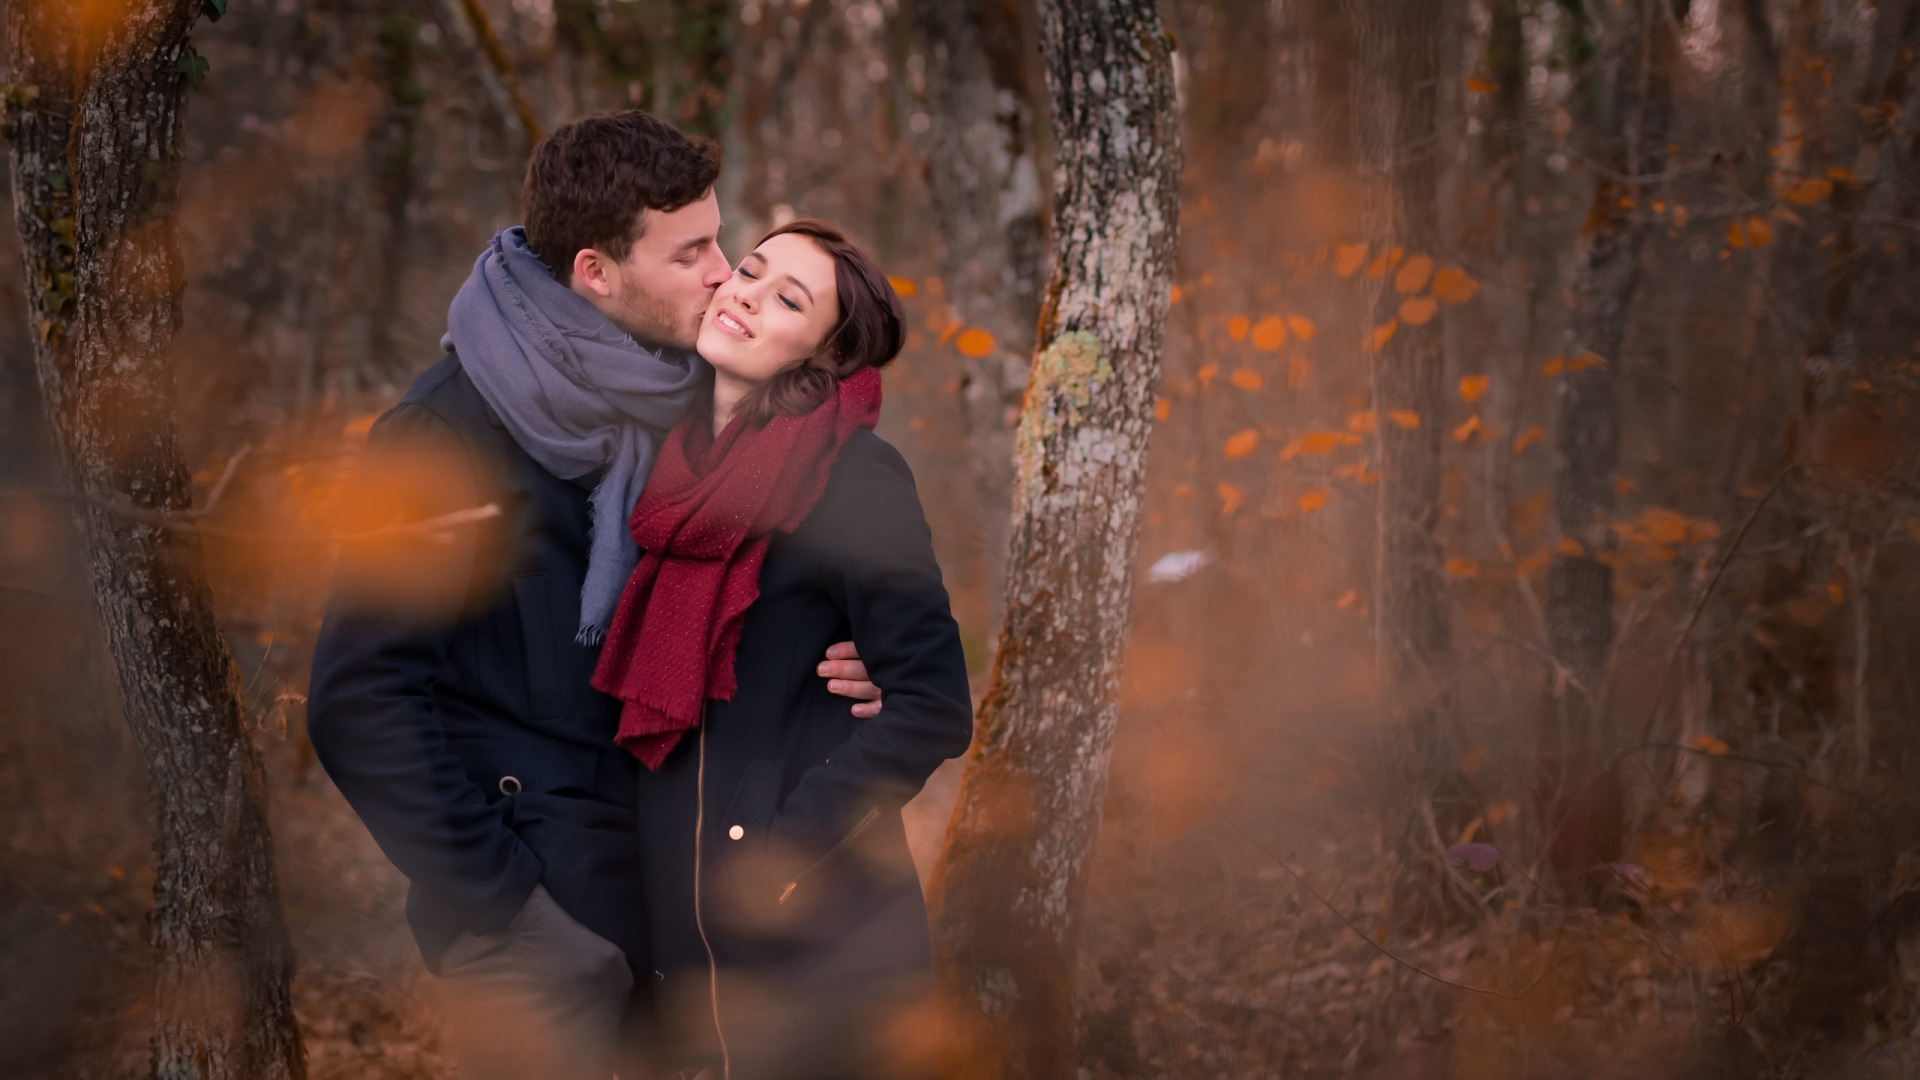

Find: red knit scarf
590;367;882;769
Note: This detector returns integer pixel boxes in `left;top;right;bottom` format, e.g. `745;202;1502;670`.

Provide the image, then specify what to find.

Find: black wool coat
307;355;651;973
632;427;973;1073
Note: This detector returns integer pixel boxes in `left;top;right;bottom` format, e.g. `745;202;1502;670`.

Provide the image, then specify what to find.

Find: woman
592;219;972;1080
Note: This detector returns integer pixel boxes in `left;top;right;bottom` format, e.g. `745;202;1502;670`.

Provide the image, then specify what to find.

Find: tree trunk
1343;0;1459;917
924;0;1180;1073
911;0;1045;631
1544;0;1686;877
3;4;307;1079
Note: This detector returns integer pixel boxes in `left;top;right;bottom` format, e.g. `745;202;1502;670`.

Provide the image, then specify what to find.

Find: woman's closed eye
779;294;801;312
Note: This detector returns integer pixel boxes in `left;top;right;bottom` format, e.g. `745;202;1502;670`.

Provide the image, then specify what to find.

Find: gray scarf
444;227;708;645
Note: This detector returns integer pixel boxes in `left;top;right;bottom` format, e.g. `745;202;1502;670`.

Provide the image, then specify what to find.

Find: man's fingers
824;640;862;661
826;679;883;702
816;658;870;682
850;700;882;719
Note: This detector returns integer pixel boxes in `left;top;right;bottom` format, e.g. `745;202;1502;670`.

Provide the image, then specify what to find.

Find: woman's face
698;232;839;385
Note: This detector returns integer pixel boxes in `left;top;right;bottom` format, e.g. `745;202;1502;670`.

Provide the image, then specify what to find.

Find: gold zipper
693;710;731;1080
776;806;883;905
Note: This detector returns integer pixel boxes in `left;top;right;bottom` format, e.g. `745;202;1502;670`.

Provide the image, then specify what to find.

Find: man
306;110;882;1080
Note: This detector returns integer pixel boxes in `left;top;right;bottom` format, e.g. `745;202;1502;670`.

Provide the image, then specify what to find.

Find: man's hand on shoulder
818;641;881;718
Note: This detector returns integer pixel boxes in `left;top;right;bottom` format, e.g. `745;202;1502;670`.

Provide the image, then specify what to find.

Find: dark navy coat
633;428;973;1076
307;355;652;972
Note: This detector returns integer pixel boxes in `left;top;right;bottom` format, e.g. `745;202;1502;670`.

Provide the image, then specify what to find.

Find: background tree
1543;0;1686;883
910;0;1045;629
2;2;306;1078
925;0;1181;1072
1343;0;1462;916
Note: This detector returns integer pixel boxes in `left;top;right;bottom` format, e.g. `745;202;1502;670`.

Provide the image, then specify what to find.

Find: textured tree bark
3;3;307;1079
1544;0;1684;877
911;0;1044;629
1343;0;1459;916
924;0;1180;1074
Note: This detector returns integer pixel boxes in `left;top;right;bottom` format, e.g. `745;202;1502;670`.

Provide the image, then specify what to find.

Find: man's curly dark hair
522;110;722;285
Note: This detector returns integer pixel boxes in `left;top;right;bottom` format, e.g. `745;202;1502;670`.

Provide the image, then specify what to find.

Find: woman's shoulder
798;429;929;552
831;427;915;488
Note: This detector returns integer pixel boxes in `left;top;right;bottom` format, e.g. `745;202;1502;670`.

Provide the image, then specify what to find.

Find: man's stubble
614;284;707;353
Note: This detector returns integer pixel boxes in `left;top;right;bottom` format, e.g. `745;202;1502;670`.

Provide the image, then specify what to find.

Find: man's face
570;190;729;350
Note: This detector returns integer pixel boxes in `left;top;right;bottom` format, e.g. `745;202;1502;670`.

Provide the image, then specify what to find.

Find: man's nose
703;251;730;289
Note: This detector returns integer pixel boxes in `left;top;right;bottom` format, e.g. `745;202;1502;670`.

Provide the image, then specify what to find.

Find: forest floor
7;581;1920;1079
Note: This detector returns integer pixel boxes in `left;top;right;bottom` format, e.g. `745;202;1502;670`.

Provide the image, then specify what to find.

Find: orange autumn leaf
1514;550;1550;576
1197;362;1220;388
1286;314;1317;340
1369;319;1399;351
887;276;918;298
1394;254;1435;295
1250;316;1288;351
1169;284;1184;304
1459;374;1490;403
1172;482;1195;498
1445;557;1480;579
1217;482;1245;517
1541;356;1567;376
1452;414;1484;442
1785;177;1833;205
1827;581;1844;604
1633;507;1720;546
1512;423;1545;454
1223;428;1261;459
1226;314;1251;341
1399;295;1439;326
1465;75;1498;94
1298;489;1328;513
1431;266;1480;304
1726;221;1748;249
1347;410;1376;434
1692;734;1730;756
1280;430;1362;460
1366;252;1390;278
955;327;997;357
1333;242;1368;277
1568;351;1607;373
1388;408;1421;429
1554;537;1586;557
1335;460;1377;484
1336;589;1359;610
1229;368;1264;391
1743;216;1773;247
1154;398;1171;421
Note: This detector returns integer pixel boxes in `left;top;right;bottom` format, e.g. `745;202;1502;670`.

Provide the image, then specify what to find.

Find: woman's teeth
717;311;750;336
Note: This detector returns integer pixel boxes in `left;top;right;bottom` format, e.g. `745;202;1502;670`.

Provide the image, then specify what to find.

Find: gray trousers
439;884;635;1080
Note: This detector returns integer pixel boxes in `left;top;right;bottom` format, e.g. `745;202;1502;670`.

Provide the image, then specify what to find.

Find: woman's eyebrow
744;249;815;304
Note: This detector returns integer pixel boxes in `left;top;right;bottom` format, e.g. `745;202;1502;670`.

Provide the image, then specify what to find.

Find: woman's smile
712;306;754;339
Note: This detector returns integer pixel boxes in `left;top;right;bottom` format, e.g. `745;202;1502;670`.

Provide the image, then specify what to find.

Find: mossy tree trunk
924;0;1181;1074
3;2;307;1078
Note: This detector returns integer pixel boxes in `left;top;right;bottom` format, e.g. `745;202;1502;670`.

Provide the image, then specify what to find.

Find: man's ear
571;248;615;298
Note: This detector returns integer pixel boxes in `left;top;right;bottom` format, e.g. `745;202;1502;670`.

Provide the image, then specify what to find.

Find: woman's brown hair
729;218;906;427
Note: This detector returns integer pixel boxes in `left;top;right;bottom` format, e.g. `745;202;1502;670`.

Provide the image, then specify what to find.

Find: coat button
728;825;745;840
498;776;522;795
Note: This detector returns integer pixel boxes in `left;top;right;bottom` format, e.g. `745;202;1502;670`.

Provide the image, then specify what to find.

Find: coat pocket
719;760;785;849
512;573;567;731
